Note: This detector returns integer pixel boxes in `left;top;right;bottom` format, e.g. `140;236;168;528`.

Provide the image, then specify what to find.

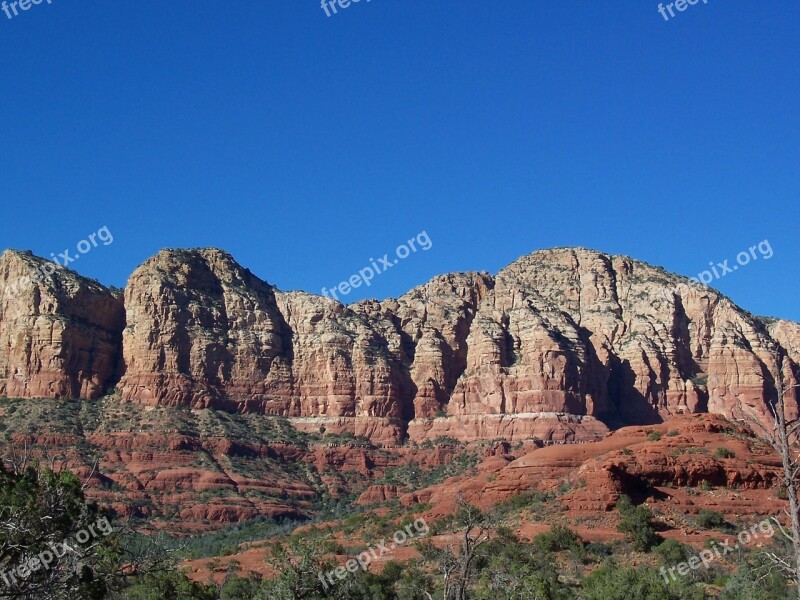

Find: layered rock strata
0;250;123;399
1;246;798;443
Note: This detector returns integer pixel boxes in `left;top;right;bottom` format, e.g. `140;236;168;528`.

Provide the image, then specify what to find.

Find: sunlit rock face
2;246;798;443
0;250;124;400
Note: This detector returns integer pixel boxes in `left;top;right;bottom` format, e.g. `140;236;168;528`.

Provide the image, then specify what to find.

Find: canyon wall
1;247;797;443
0;250;123;400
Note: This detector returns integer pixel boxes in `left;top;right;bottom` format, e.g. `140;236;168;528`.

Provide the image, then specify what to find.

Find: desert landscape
1;245;799;598
1;2;797;598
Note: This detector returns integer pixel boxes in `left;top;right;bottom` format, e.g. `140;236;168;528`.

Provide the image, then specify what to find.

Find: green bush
220;575;262;600
0;465;122;599
123;571;217;600
719;555;792;600
695;510;727;530
582;562;707;600
533;524;584;555
656;538;693;565
647;431;662;442
496;489;555;514
715;447;736;459
616;495;662;552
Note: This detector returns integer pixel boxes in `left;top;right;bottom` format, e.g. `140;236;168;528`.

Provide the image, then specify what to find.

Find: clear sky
1;1;798;320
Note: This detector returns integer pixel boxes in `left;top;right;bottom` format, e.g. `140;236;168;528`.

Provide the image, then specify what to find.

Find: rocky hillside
181;413;789;584
1;247;797;443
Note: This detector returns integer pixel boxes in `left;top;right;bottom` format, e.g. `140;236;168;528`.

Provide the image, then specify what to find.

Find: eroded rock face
0;250;124;399
118;249;293;408
118;249;410;444
439;249;799;437
1;246;798;443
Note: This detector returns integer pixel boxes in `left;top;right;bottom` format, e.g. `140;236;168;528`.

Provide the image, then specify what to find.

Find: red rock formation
2;246;798;444
0;250;123;399
396;414;786;522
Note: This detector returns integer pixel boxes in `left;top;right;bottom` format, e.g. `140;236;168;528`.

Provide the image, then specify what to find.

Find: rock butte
1;247;798;443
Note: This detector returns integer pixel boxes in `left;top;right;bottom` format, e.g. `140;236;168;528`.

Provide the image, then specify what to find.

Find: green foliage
582;562;708;600
647;431;662;442
257;537;334;599
719;552;792;599
494;489;555;516
376;451;479;490
431;436;460;446
695;510;728;530
0;464;122;599
719;536;797;600
473;528;573;600
715;447;736;459
556;480;572;495
585;541;614;559
533;524;584;556
656;538;694;565
121;571;216;600
616;495;662;552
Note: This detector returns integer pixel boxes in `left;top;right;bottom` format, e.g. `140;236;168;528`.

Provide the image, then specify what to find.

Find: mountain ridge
1;246;797;444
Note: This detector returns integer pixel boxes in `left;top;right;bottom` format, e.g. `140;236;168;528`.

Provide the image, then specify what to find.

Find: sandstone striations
0;250;124;399
0;246;798;444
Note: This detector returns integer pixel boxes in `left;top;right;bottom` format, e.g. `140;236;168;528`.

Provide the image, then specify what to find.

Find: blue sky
1;1;798;320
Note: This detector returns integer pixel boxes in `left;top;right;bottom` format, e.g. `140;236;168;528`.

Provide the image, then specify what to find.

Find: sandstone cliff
1;246;797;443
0;250;123;399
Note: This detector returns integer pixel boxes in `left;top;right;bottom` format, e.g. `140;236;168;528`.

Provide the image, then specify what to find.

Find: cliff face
0;250;124;399
1;246;797;443
118;249;292;409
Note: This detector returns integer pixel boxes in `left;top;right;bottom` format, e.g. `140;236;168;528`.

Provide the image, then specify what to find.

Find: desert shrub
473;529;573;600
715;447;736;459
533;524;584;555
719;553;792;600
496;489;555;514
656;538;693;565
647;431;662;442
585;541;614;558
431;436;460;446
582;562;707;600
122;571;217;600
0;464;122;599
616;495;662;552
219;574;263;600
557;480;572;495
695;510;727;530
